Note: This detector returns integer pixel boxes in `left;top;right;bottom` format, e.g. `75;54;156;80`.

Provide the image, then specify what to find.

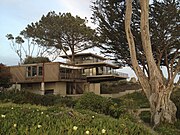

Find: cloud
58;0;92;19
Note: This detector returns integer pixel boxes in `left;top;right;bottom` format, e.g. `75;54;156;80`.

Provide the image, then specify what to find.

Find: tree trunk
149;86;177;127
125;0;177;126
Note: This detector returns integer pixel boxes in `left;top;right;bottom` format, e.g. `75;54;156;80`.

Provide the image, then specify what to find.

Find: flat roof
60;53;108;60
87;75;127;83
76;62;119;69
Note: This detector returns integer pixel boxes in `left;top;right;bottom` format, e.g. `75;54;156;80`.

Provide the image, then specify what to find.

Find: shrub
0;63;11;89
75;92;111;113
0;90;76;107
139;111;151;123
120;91;150;109
75;92;123;118
171;89;180;119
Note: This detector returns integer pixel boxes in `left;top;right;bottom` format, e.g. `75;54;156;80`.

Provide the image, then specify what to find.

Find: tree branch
125;0;151;98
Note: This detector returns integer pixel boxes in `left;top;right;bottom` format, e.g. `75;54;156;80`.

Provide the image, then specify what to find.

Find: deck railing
60;72;86;80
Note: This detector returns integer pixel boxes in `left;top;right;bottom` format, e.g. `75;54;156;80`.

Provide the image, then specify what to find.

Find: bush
120;91;150;109
0;89;76;107
75;92;111;113
171;89;180;119
139;111;151;123
75;92;124;118
0;63;11;89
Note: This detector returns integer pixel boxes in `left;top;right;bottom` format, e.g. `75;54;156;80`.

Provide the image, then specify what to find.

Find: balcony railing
60;73;86;80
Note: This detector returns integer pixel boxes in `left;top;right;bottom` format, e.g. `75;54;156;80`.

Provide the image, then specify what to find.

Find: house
9;53;128;95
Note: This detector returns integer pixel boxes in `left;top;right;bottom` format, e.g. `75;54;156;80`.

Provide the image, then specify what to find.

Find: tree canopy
92;0;179;126
21;12;98;64
0;63;11;89
92;0;179;79
23;56;50;64
6;34;58;64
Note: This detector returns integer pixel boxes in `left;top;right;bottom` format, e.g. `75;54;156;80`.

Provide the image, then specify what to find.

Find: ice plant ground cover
0;103;152;135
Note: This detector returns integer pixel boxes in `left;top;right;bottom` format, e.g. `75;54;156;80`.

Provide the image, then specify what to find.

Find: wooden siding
44;63;59;82
10;66;26;83
10;63;60;83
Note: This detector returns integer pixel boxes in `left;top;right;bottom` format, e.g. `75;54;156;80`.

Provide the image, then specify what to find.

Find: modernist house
9;53;128;95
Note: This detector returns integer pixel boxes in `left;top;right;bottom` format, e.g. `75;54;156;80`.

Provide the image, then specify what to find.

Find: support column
41;82;45;91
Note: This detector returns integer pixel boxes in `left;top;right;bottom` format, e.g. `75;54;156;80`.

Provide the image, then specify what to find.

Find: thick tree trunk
149;86;177;127
125;0;177;126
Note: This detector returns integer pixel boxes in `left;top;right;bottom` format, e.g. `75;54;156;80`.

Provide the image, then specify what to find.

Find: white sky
0;0;93;65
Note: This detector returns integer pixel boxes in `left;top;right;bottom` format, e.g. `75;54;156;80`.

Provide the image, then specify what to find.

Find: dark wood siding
44;63;59;82
10;63;60;83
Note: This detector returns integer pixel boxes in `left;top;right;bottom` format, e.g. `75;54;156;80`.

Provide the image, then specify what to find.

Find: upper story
9;53;128;84
10;62;86;84
61;53;128;82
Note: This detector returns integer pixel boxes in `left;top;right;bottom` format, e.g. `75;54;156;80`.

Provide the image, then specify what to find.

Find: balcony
59;67;86;82
60;72;86;80
86;70;128;83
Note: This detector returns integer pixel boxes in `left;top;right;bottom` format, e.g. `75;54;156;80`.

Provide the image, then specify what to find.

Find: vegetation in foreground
0;89;180;135
0;102;152;135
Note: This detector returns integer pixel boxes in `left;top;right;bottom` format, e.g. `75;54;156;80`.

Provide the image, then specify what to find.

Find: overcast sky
0;0;94;65
1;0;177;81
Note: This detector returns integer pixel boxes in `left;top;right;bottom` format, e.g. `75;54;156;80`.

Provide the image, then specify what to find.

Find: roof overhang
87;75;127;83
76;62;119;69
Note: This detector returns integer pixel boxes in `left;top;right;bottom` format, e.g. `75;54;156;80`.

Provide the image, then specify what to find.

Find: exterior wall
44;63;59;82
54;82;66;95
21;81;66;95
21;83;44;95
7;84;21;91
10;66;26;83
9;63;60;83
84;83;100;95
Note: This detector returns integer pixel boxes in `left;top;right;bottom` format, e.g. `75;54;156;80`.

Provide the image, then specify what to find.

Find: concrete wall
101;89;142;98
85;83;100;95
20;81;66;95
54;82;66;95
13;81;101;96
21;83;44;95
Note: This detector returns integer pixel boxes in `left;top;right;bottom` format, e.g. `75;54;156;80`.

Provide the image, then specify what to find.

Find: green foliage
101;80;141;94
75;92;111;113
155;123;180;135
0;90;76;107
23;56;50;64
75;92;124;118
0;63;11;89
92;0;179;69
21;12;97;63
0;103;153;135
120;91;150;109
139;111;151;123
171;89;180;119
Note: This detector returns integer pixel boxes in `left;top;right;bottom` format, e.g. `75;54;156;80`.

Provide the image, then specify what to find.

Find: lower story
12;82;100;96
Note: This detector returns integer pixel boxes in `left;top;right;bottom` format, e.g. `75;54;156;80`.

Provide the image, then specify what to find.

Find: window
38;66;43;76
26;65;43;77
27;66;31;77
32;66;37;76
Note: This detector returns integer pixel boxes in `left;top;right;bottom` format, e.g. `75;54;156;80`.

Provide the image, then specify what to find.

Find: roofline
60;53;108;60
76;62;119;69
8;61;82;67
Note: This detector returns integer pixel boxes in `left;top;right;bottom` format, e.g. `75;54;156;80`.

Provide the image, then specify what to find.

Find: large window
26;65;43;77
